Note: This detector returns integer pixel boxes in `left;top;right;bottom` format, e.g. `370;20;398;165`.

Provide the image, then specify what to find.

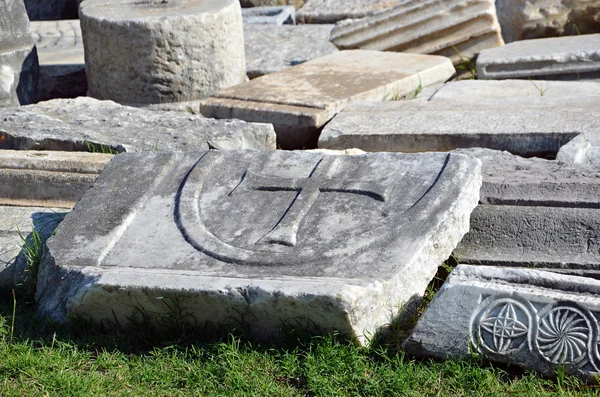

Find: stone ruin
2;0;600;382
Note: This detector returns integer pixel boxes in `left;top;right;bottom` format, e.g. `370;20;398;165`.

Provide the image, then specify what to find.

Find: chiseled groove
433;30;502;60
332;0;494;49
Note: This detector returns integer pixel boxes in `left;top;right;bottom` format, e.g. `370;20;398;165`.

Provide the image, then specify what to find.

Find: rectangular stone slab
0;97;276;152
452;148;600;275
36;150;481;343
297;0;403;24
244;24;338;79
242;6;295;25
329;0;504;66
318;98;600;156
477;34;600;80
403;265;600;381
0;150;111;208
417;79;600;102
200;50;455;149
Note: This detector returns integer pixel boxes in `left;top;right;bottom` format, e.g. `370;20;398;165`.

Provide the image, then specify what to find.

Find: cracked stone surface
36;150;481;343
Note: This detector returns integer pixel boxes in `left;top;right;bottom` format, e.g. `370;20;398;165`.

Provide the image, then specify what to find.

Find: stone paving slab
36;150;481;343
403;265;600;381
297;0;403;24
330;0;503;66
0;150;111;208
201;50;454;149
477;33;600;80
31;20;87;102
452;148;600;275
0;205;66;292
0;97;276;152
244;24;338;79
318;98;599;156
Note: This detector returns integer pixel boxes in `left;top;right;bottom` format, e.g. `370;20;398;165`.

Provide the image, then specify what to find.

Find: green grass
0;294;599;396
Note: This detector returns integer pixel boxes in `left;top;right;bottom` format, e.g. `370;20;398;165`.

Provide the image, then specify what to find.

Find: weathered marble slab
416;79;600;102
329;0;504;66
297;0;403;24
403;265;600;381
319;98;600;156
242;6;295;25
453;148;600;275
0;97;277;152
244;24;338;79
0;0;38;107
0;150;111;208
557;133;600;166
241;0;305;8
31;20;87;102
201;50;454;149
496;0;600;43
477;34;600;80
36;150;481;343
80;0;246;106
0;205;66;292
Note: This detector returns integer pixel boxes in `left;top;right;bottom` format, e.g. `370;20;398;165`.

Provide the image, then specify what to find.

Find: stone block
240;0;305;9
496;0;600;43
403;265;600;381
0;0;39;107
477;34;600;80
244;24;338;79
79;0;247;106
318;98;599;156
0;150;111;208
242;6;295;25
36;150;481;343
452;148;600;276
557;133;600;166
200;50;454;149
297;0;403;24
30;20;87;102
0;97;277;152
0;205;66;292
416;79;600;101
329;0;504;66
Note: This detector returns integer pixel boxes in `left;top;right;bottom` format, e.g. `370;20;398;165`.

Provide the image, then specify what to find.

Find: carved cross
231;156;388;247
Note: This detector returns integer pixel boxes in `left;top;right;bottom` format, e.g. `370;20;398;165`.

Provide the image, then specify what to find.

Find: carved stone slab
452;148;600;276
403;265;600;381
200;50;455;149
36;150;481;343
297;0;404;24
477;34;600;80
329;0;504;66
242;6;295;25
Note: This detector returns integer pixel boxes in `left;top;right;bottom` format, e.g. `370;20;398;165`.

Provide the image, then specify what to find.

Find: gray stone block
30;20;87;102
496;0;600;43
452;148;600;275
36;150;481;343
319;98;599;156
0;150;111;208
242;6;296;25
0;97;277;152
297;0;403;24
80;0;247;106
0;205;66;292
477;34;600;80
244;24;338;79
0;0;39;107
329;0;504;66
201;50;455;149
557;133;600;166
403;265;600;381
